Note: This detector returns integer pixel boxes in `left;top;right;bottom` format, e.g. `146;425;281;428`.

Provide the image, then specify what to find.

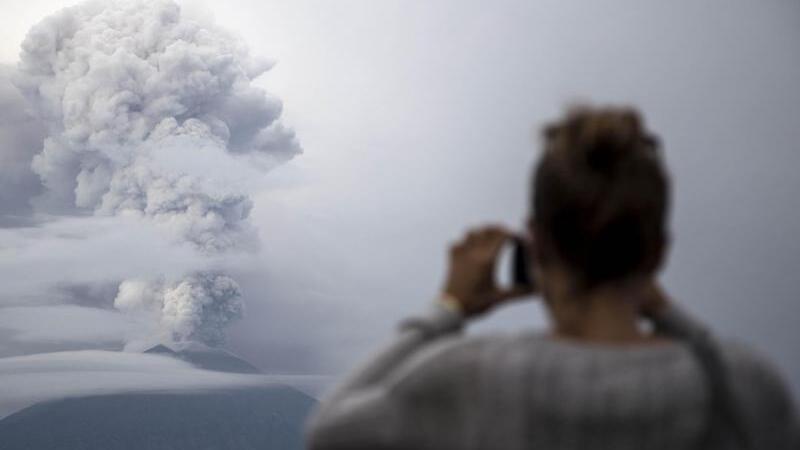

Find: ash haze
0;0;799;422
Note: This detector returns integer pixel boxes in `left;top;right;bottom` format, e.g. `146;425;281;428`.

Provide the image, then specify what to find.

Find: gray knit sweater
306;303;798;449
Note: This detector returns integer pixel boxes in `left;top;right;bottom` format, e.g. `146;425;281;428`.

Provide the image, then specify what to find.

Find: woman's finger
465;230;480;244
493;285;536;303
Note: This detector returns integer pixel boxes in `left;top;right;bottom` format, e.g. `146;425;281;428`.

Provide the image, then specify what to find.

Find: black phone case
512;237;534;289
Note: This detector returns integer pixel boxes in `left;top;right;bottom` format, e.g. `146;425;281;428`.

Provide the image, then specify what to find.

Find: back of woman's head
532;105;670;290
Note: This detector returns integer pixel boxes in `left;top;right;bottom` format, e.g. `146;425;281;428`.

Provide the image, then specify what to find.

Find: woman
306;106;798;449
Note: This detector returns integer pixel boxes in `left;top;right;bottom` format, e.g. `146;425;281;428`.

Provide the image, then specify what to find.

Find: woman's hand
442;225;536;317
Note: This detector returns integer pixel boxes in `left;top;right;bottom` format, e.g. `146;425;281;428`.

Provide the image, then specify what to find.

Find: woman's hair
532;105;670;290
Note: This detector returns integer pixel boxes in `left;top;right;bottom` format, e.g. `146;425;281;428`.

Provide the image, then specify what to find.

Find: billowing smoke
13;0;300;348
115;273;243;350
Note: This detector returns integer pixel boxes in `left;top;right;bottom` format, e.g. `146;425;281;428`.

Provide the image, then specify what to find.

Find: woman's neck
544;273;653;344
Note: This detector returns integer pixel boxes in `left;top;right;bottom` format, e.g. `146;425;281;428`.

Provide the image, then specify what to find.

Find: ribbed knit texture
306;304;798;450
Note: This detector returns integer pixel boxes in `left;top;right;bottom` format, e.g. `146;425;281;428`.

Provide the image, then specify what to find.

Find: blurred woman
306;106;798;450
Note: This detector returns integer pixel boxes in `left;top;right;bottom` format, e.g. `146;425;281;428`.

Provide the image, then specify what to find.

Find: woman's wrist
398;294;466;336
437;292;465;316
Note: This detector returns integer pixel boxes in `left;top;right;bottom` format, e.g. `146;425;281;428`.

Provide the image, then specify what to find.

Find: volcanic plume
13;0;300;349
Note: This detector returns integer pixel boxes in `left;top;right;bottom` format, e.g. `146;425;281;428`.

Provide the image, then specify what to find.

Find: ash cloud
2;0;300;349
16;0;300;249
115;273;244;350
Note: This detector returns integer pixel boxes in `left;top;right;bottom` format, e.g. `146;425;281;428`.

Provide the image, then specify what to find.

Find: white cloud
0;305;136;344
0;215;206;304
0;350;280;418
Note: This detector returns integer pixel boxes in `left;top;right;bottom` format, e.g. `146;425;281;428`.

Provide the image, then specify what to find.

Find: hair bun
582;110;640;171
548;106;650;174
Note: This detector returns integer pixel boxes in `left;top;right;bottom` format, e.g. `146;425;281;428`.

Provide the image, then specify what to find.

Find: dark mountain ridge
144;343;262;374
0;386;315;450
0;345;317;449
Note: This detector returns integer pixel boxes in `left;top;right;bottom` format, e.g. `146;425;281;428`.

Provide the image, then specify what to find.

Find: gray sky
1;0;799;403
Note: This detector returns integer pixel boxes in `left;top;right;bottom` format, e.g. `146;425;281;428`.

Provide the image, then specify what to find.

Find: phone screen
494;237;534;291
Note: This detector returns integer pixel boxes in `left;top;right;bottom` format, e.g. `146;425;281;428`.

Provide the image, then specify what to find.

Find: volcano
143;343;262;374
0;347;316;450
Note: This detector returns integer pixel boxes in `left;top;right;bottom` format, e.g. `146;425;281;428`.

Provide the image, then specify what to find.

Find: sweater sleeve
723;342;800;450
651;302;800;449
305;303;465;450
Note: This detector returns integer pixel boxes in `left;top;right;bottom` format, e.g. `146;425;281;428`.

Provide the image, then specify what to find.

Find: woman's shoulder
718;339;796;408
717;339;799;447
399;330;695;384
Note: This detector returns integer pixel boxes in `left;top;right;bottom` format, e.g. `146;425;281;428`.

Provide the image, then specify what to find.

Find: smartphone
511;236;534;290
496;236;535;291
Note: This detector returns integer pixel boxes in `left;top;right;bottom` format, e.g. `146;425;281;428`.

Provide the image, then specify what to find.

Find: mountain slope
144;343;261;374
0;386;315;450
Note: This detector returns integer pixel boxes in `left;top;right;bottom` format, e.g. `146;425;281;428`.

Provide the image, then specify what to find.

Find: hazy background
1;0;798;398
